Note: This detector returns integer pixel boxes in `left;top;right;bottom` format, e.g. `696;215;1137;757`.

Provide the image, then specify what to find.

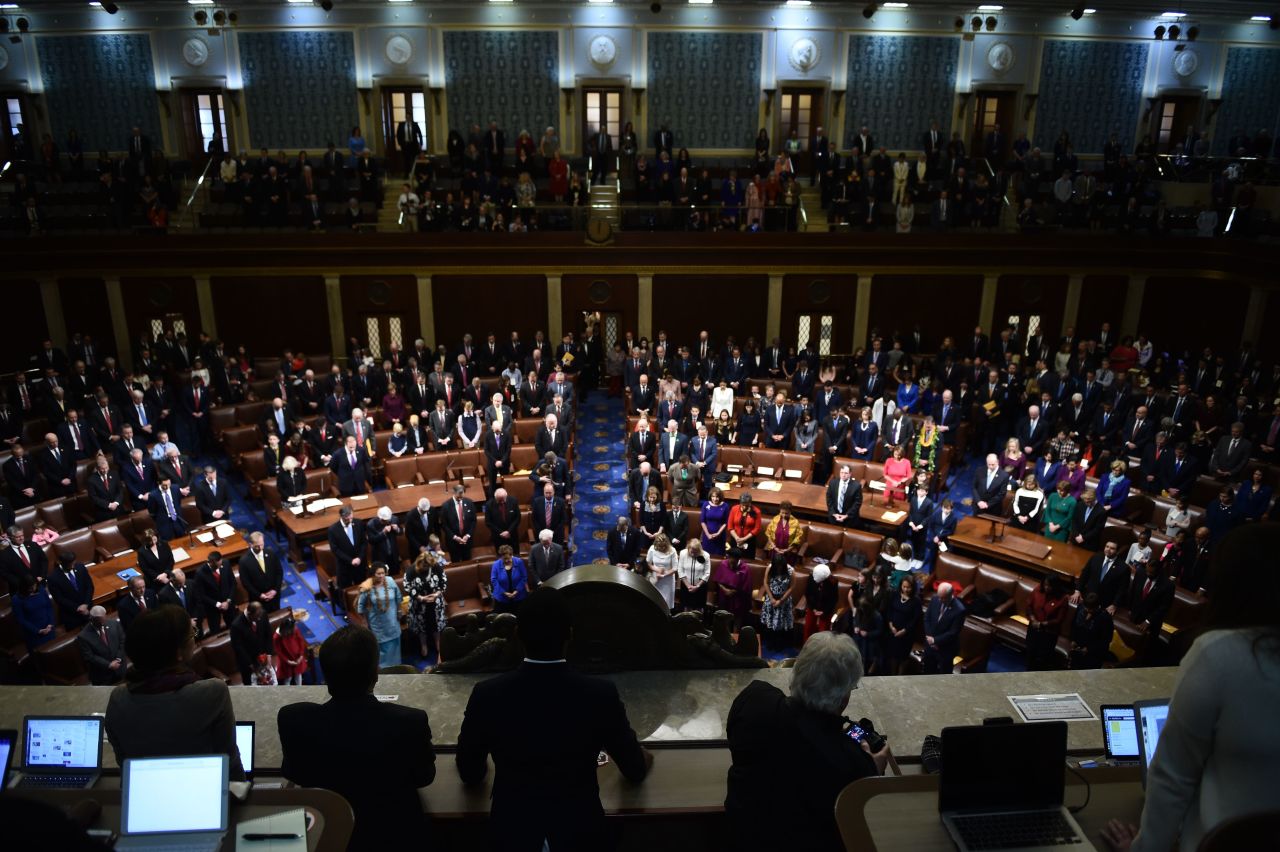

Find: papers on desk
289;506;305;515
511;469;532;476
427;479;446;485
306;498;344;513
171;547;190;562
235;808;307;852
725;464;743;473
350;494;371;501
756;466;775;476
756;481;783;492
713;482;732;492
1008;693;1096;722
868;481;885;491
113;549;134;558
396;483;415;488
880;510;906;522
784;469;803;479
1009;614;1030;625
288;493;319;503
215;522;236;539
375;694;399;702
196;531;215;543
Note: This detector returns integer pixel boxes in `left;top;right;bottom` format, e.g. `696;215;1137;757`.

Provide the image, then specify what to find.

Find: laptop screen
0;730;14;784
1136;699;1170;777
940;722;1068;812
1101;706;1139;760
122;755;228;836
235;722;255;776
23;717;102;769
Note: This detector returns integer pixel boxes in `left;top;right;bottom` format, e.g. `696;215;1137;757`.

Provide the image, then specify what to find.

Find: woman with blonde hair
646;532;678;609
405;550;448;660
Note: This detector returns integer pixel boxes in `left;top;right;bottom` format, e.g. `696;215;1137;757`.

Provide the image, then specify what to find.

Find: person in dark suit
1121;558;1175;658
230;603;273;684
1014;405;1050;458
535;415;568;460
87;457;127;522
116;575;158;636
0;525;47;590
77;606;126;685
1071;540;1128;613
656;422;687;472
366;506;402;570
328;507;369;589
689;424;718;487
629;377;655;417
921;582;966;674
763;394;796;449
280;625;435;852
529;529;567;586
825;464;862;527
627;462;662;508
239;532;284;612
192;465;231;522
440;484;477;562
480;425;512;486
922;498;958;568
403;497;435;559
627;422;657;469
1068;593;1114;669
156;447;196;494
3;445;42;507
331;435;372;496
146;475;189;541
395;118;424;177
457;587;651;852
156;567;199;624
276;456;308;503
120;447;153;509
37;433;78;498
1157;442;1198;497
531;483;567;547
48;552;94;629
607;517;641;569
194;551;237;634
1070;489;1107;551
137;528;177;587
485;489;522;553
972;454;1010;514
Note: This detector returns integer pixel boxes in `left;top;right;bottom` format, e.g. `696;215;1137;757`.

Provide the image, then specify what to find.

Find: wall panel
36;35;160;152
58;278;115;356
339;275;420;357
1076;275;1128;339
432;276;547;350
5;280;49;365
561;275;638;347
781;274;857;354
648;32;763;150
210;276;329;356
119;277;200;355
1034;40;1149;152
844;35;959;152
239;31;358;150
867;275;983;352
443;31;559;144
1139;277;1249;358
651;275;768;348
1212;47;1280;156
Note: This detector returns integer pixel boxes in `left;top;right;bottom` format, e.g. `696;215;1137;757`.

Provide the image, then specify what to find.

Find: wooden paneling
1139;277;1249;356
781;274;857;353
1076;276;1128;339
651;275;768;349
339;275;420;353
119;277;199;355
210;276;329;356
431;276;547;349
994;275;1068;351
4;279;49;370
561;274;638;343
58;278;115;355
867;275;984;352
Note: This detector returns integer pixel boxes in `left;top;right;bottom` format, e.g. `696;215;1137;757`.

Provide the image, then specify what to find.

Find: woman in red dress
273;616;309;685
547;151;569;202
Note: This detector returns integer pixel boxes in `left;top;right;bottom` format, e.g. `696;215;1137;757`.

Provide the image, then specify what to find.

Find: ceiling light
689;0;713;5
0;4;16;8
188;0;213;5
1159;11;1186;18
489;0;513;4
285;0;311;3
884;2;909;6
388;0;412;4
1250;15;1271;21
588;0;614;4
1083;7;1096;12
785;0;812;6
977;4;1003;10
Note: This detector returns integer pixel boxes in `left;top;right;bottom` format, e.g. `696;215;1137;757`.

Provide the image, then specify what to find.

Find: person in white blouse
676;538;711;613
646;533;678;610
1102;524;1280;852
710;380;735;420
1163;496;1191;538
1010;474;1045;531
1125;527;1152;572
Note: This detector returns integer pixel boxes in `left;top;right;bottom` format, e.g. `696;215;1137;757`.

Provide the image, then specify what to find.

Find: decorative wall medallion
182;37;210;68
986;41;1015;74
1172;48;1199;78
385;34;413;66
589;34;617;68
788;37;820;73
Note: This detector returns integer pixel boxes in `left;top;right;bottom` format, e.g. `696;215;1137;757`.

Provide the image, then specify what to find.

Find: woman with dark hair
405;550;448;661
1236;468;1274;523
758;553;795;651
105;604;245;779
1025;574;1069;670
1103;523;1280;852
12;575;55;651
734;399;761;447
712;548;753;630
884;576;921;675
273;615;309;685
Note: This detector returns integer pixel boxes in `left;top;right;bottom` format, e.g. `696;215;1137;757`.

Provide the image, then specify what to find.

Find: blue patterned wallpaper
443;31;558;138
37;35;159;153
648;32;762;149
239;31;357;150
1035;40;1149;154
1212;47;1280;155
844;35;958;152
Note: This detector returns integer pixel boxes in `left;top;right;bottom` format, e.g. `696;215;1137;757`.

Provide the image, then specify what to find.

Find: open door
970;90;1016;166
1153;94;1203;154
779;87;825;173
179;88;231;164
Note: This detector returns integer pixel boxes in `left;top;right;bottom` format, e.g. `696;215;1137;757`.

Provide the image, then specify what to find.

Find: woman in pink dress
745;177;764;229
883;444;914;503
713;550;753;631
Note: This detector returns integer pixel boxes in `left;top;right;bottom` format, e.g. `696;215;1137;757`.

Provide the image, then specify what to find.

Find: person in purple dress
713;549;752;630
381;382;407;426
1055;454;1087;498
700;489;730;556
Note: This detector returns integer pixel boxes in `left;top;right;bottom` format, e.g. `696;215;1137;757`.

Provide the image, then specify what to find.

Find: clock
588;34;617;69
986;41;1015;74
1172;48;1199;78
788;37;820;74
182;37;209;68
586;218;614;245
385;34;413;67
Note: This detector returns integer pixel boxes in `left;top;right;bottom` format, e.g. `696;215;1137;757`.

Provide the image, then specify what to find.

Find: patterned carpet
570;395;631;565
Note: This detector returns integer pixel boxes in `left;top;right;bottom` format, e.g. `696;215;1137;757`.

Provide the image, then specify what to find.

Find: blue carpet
570;395;630;566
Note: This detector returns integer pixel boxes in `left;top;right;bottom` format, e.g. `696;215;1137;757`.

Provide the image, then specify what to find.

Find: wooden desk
86;537;251;608
717;479;909;533
274;481;487;561
1;786;354;851
950;515;1093;579
836;766;1145;851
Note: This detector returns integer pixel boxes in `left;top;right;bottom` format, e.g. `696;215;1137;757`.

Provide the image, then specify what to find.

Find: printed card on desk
784;469;803;479
171;547;190;562
756;466;775;476
350;494;370;501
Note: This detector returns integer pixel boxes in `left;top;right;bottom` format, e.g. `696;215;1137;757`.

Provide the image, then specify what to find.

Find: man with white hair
535;413;566;459
658;419;687;473
529;528;566;586
972;453;1009;513
76;605;125;685
343;406;373;455
404;497;434;556
239;531;284;612
922;581;967;674
725;631;889;850
483;392;512;431
485;488;521;549
803;563;839;640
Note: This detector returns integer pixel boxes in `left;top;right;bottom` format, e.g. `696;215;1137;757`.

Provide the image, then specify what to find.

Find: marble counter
0;666;1175;770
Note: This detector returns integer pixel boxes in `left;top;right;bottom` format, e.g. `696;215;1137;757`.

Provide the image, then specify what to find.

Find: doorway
1153;94;1203;153
179;89;231;163
779;87;825;173
380;87;426;160
970;90;1016;166
582;87;623;170
363;314;405;361
0;93;27;165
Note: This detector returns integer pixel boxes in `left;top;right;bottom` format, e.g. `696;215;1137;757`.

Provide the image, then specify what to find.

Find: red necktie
1142;579;1153;599
102;474;109;488
100;626;108;645
213;567;220;583
456;500;464;527
137;595;146;611
545;502;552;525
193;389;201;411
17;546;29;567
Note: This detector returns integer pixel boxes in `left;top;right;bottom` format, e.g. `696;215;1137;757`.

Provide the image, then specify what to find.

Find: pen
242;833;302;841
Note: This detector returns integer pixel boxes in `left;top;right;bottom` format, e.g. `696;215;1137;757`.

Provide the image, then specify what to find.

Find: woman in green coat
1042;479;1076;542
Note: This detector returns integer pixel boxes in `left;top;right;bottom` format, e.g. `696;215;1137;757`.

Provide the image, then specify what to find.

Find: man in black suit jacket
156;447;196;494
531;483;567;547
933;390;961;445
1122;559;1175;640
535;415;568;460
192;465;231;522
971;454;1010;514
529;529;566;585
116;575;158;636
239;532;284;612
0;526;47;590
328;507;369;589
280;626;436;852
146;476;189;541
484;489;522;552
1157;443;1198;497
457;587;650;852
922;584;967;674
825;465;863;527
628;462;662;508
763;395;796;449
627;422;657;470
1071;540;1128;613
330;435;372;496
3;445;41;507
37;433;78;498
440;484;477;562
1070;490;1107;551
606;517;641;568
482;426;512;485
48;552;95;629
77;607;126;685
56;410;98;460
1014;405;1050;458
156;567;200;624
402;498;435;558
194;551;238;634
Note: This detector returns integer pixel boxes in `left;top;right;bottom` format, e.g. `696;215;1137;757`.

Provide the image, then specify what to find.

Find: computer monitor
1134;698;1171;787
120;755;229;837
22;716;103;770
1100;705;1139;762
940;721;1069;813
235;721;255;780
0;728;15;786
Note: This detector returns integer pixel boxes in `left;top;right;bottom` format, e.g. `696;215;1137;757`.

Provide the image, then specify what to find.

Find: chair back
34;631;90;685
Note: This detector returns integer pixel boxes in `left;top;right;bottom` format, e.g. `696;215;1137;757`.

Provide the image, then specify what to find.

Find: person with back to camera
456;586;653;851
725;630;891;850
1102;523;1280;852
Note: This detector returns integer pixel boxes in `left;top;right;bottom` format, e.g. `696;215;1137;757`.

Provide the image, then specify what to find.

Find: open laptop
1099;705;1140;766
0;728;15;788
116;754;229;852
940;721;1096;852
235;721;255;781
15;716;102;789
1134;698;1170;788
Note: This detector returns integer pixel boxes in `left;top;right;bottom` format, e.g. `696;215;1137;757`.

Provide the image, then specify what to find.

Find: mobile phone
846;723;869;743
597;751;610;767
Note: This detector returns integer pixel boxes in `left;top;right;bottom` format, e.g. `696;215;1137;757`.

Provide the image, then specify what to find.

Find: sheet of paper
396;483;415;488
290;506;305;515
725;464;743;473
1008;693;1097;722
880;510;906;522
868;481;885;491
234;808;307;852
784;469;803;479
171;547;190;562
714;482;732;491
756;466;775;476
756;481;783;492
350;494;370;501
196;531;215;543
375;694;399;702
113;549;134;558
214;523;236;539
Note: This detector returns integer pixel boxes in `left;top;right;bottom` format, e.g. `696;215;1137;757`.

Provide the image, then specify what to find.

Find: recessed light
785;1;812;7
187;0;213;5
1160;11;1186;18
884;2;908;7
977;4;1003;11
1083;7;1096;13
588;0;614;4
688;0;713;5
1250;15;1272;22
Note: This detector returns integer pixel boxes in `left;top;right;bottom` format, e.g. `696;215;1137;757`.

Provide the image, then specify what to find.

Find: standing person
921;582;966;674
1068;593;1113;670
758;553;796;651
645;533;678;610
675;538;711;613
456;587;652;852
405;551;448;661
764;501;805;565
279;626;436;852
713;549;753;631
727;493;763;559
490;545;529;614
230;602;274;685
802;563;838;641
357;565;402;669
273;616;309;685
700;489;730;556
1025;574;1069;670
1102;524;1280;852
884;577;922;674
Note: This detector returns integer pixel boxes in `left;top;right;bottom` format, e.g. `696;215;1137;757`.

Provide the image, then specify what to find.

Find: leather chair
307;354;333;373
751;450;784;477
417;454;449;484
1122;493;1154;525
470;516;497;560
1102;518;1137;554
221;424;262;462
830;457;868;483
1194;809;1280;852
513;418;542;446
993;576;1041;649
1166;587;1207;633
260;480;284;517
928;552;979;601
798;521;845;572
952;620;995;673
208;407;238;439
780;451;813;482
13;506;37;538
74;458;96;493
1189;476;1221;511
199;632;243;685
34;630;90;685
964;564;1021;621
746;561;768;614
240;450;268;493
343;586;367;628
840;529;884;570
500;476;534;508
91;523;133;562
718;446;748;472
236;401;268;428
180;496;203;529
443;562;489;626
22;417;51;444
385;457;421;489
455;448;486;477
254;356;283;377
53;528;97;566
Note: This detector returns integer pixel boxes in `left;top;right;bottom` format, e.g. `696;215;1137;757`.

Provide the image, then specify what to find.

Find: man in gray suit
483;392;513;431
1209;421;1251;480
77;606;125;685
342;407;375;454
529;529;566;586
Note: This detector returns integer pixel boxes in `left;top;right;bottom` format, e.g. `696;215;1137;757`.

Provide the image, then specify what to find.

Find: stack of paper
214;522;236;539
171;547;190;562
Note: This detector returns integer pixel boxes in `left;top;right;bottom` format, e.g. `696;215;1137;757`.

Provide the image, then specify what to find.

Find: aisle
570;395;630;565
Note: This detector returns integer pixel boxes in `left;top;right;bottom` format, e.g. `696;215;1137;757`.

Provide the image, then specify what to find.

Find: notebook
235;721;255;781
116;754;229;852
939;721;1095;852
1100;705;1140;765
1134;698;1170;788
16;715;102;789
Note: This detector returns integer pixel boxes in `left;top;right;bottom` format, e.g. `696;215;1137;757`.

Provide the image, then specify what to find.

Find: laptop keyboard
952;811;1083;849
118;843;220;852
16;773;93;788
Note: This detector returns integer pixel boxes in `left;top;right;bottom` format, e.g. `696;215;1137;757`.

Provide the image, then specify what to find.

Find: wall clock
589;34;617;69
182;37;210;68
385;34;413;66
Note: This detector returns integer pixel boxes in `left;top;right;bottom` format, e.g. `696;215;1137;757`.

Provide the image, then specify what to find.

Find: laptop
15;715;103;789
1099;705;1140;766
940;721;1096;852
116;754;229;852
0;728;15;788
1134;698;1171;788
235;721;255;782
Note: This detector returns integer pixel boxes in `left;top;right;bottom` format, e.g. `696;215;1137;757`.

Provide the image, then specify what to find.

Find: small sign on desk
1008;693;1096;722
